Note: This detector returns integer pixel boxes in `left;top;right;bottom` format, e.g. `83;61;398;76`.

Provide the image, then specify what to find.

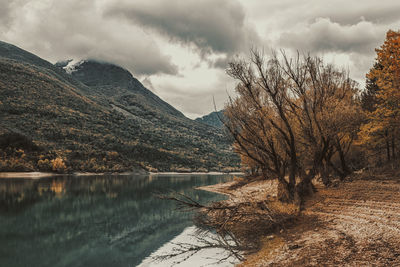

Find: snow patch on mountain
63;59;85;74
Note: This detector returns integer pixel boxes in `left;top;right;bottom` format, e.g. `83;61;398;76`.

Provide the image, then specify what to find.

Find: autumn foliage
224;50;363;203
50;157;67;173
359;30;400;162
224;30;400;203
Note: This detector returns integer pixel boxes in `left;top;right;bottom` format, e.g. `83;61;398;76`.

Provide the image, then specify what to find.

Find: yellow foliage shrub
51;157;67;173
107;151;119;159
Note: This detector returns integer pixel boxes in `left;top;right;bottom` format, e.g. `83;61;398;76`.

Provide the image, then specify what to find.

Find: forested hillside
0;41;239;173
195;110;225;128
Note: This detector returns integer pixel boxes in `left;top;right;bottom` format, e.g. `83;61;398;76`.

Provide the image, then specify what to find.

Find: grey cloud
349;53;376;82
0;0;177;76
1;0;399;117
242;0;399;88
141;77;157;93
309;2;400;25
105;0;260;59
162;90;228;119
0;0;15;31
245;0;400;27
211;56;232;69
157;72;236;119
279;18;385;55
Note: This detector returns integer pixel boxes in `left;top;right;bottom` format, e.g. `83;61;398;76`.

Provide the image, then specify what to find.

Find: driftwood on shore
155;184;298;264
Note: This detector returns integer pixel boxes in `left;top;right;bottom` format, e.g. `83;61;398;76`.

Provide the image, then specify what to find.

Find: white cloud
1;0;177;76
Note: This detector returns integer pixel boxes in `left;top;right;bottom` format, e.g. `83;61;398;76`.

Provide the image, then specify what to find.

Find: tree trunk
320;162;330;186
328;159;346;180
336;141;351;177
295;176;315;209
392;134;396;159
277;180;292;203
386;140;391;162
386;131;391;162
288;161;296;191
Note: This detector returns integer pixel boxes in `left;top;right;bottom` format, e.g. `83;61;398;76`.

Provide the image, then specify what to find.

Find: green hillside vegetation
0;41;239;173
195;110;225;128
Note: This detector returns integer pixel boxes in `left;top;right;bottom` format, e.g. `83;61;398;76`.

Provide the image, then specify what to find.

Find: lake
0;173;238;267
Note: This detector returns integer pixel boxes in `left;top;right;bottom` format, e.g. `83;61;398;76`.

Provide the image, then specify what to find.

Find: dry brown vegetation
237;167;400;266
222;30;400;207
224;49;362;205
198;166;400;266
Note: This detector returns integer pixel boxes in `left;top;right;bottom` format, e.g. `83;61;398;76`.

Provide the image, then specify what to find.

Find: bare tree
153;192;292;265
224;50;362;203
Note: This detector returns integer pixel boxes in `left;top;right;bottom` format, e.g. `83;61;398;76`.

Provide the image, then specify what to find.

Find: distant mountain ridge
0;41;239;172
67;60;184;118
195;110;225;128
0;41;92;94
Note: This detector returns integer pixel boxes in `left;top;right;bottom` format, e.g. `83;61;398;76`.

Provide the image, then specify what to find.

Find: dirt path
240;175;400;266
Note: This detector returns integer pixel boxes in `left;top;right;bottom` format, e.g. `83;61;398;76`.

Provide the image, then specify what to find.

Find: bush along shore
0;132;240;174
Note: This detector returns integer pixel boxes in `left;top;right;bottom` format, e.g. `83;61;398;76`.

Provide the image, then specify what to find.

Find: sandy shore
198;178;277;201
150;172;244;175
0;171;148;179
0;171;243;179
198;173;400;266
0;172;61;179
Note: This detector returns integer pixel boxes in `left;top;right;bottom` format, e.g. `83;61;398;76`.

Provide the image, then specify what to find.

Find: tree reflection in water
0;173;234;267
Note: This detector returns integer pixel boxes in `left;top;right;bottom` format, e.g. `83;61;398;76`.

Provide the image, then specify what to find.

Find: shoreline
0;171;147;179
0;171;244;179
195;171;400;266
198;178;278;200
196;180;237;196
150;171;243;176
0;172;62;179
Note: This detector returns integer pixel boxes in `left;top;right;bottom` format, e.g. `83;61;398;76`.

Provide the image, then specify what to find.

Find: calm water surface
0;173;236;267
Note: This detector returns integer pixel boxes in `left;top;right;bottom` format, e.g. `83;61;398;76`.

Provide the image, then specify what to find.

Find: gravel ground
201;171;400;266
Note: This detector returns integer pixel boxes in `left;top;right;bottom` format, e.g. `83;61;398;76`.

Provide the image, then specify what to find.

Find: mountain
195;110;225;128
66;60;183;117
0;41;239;173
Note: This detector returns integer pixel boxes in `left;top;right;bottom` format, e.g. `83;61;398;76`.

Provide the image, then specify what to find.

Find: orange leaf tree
360;30;400;162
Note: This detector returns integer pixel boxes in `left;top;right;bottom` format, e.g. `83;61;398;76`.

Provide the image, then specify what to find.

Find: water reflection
0;174;234;267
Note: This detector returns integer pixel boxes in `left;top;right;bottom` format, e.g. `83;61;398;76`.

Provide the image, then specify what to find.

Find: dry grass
241;169;400;266
198;178;299;255
201;168;400;266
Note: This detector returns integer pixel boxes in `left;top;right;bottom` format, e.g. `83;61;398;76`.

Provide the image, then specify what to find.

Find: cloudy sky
1;0;399;118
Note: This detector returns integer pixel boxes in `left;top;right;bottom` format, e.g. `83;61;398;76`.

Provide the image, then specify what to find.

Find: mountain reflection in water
0;173;235;267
